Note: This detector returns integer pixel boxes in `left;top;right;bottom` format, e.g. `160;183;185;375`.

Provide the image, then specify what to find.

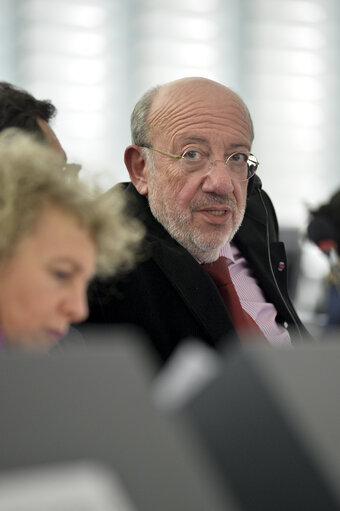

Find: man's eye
230;152;247;163
182;149;204;161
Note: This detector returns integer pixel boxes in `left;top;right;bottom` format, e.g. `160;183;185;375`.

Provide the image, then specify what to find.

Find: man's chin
153;211;233;260
185;235;228;262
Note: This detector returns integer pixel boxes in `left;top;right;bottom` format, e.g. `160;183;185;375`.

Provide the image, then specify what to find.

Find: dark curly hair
0;82;57;140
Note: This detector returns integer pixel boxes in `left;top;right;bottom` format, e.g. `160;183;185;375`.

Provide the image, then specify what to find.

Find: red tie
203;257;265;342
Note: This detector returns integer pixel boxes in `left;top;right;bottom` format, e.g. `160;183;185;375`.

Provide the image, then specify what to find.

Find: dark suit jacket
85;180;311;365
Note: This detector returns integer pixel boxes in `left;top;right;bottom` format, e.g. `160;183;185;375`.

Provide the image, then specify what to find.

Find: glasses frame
142;146;259;182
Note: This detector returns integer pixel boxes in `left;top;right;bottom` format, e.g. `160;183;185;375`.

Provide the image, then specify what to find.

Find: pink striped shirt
219;242;291;346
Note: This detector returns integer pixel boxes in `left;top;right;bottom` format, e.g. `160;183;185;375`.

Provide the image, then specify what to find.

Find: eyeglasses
143;146;259;182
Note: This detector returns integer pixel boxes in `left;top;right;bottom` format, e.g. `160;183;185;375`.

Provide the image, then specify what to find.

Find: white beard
148;190;245;262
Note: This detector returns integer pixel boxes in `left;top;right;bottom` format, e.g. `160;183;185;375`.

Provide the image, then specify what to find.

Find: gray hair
0;129;144;276
130;85;160;146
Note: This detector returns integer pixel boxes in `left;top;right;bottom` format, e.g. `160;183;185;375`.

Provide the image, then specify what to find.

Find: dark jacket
85;179;311;365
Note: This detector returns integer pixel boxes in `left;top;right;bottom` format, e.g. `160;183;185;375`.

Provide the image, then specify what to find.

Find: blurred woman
0;130;144;349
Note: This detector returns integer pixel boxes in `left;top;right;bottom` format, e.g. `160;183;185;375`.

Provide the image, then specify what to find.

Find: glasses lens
180;149;207;174
178;150;259;181
226;152;249;181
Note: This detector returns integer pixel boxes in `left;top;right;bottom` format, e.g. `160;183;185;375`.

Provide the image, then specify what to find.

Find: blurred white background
1;0;339;334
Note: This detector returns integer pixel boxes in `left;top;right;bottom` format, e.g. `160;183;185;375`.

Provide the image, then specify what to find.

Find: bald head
131;77;254;147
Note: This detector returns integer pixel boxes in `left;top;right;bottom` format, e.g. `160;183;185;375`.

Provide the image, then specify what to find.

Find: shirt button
278;262;285;271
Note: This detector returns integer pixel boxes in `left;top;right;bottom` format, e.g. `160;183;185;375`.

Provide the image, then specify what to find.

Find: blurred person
308;190;340;329
0;81;80;177
85;77;312;367
0;130;143;350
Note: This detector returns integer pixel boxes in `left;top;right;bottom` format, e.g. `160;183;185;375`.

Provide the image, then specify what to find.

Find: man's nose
201;159;234;195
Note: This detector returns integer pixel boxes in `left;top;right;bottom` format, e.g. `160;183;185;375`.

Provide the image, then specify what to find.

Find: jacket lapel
124;184;235;341
151;234;240;345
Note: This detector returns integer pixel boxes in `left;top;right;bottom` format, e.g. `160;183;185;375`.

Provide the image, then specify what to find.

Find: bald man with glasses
85;77;312;367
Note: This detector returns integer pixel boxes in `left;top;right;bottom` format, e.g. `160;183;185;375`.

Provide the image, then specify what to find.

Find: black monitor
184;342;340;511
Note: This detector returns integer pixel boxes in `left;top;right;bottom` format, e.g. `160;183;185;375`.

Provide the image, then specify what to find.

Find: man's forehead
149;79;252;143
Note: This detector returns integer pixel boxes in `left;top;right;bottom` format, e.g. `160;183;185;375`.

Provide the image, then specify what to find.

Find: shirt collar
219;242;235;264
195;241;235;265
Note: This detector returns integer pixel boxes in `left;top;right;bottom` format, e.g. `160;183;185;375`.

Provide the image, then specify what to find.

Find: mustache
191;193;236;211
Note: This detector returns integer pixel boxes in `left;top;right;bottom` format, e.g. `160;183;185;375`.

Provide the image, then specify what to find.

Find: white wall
1;0;338;228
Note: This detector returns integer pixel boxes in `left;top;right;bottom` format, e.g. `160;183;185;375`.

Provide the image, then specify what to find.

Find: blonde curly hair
0;129;144;276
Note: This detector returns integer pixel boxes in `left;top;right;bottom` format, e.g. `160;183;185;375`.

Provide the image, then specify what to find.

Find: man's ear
124;145;149;195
